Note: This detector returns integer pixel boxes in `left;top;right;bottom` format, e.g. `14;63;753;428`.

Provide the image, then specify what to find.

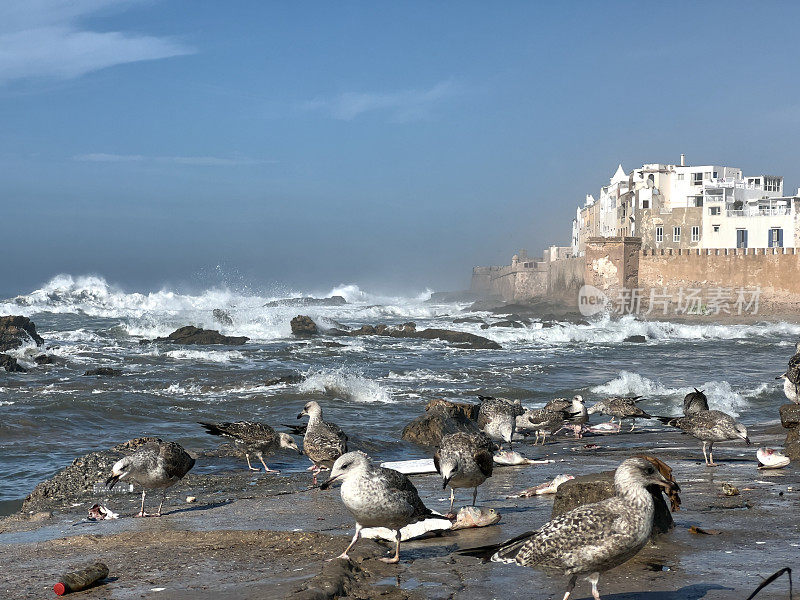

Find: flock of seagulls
98;342;800;599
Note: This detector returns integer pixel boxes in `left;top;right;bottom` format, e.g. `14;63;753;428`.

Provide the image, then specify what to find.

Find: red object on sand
53;582;66;596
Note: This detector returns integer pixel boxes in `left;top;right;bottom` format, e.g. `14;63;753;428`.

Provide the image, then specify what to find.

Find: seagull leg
588;572;601;600
472;487;478;507
134;490;148;517
259;455;280;474
702;441;709;466
245;454;260;471
154;490;166;517
629;420;635;432
335;523;362;561
379;530;401;564
562;575;577;600
446;487;456;517
708;443;717;467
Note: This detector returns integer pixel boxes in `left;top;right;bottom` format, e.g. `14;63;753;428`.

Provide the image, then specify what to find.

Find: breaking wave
298;368;395;403
590;370;772;417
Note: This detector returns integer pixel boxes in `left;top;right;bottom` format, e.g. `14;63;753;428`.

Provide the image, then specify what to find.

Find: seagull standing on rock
106;439;195;517
298;401;348;484
198;421;301;473
588;396;650;431
657;410;750;466
777;341;800;404
321;451;438;563
477;395;523;449
459;456;679;600
434;432;495;515
517;408;564;445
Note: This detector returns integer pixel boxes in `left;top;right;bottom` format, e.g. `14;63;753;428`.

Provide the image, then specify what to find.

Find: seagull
682;388;709;415
544;397;571;412
298;401;348;484
562;395;588;438
459;456;679;600
106;439;195;517
516;408;564;445
587;396;650;431
777;341;800;404
657;410;750;466
320;451;438;563
477;395;523;449
434;432;494;515
198;421;301;473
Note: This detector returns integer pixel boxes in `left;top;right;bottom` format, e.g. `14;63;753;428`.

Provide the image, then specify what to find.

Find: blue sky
3;1;800;295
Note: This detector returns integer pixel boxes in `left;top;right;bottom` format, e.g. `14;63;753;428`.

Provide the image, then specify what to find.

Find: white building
571;156;798;254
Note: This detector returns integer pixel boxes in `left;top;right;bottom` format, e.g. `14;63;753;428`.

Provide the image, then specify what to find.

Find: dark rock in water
83;367;122;377
452;316;486;324
0;315;44;352
480;320;524;329
212;309;234;326
264;296;347;308
265;373;306;386
23;437;161;511
291;315;319;337
552;470;673;537
0;354;27;373
780;404;800;461
320;341;346;348
426;290;485;304
413;328;501;350
152;326;249;345
425;398;479;421
468;299;583;323
624;335;647;343
34;354;57;365
401;407;482;448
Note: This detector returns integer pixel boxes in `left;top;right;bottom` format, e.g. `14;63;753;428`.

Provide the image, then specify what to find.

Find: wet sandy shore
1;424;797;599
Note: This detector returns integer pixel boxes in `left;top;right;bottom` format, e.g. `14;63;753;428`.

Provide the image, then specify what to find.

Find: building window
710;206;720;215
655;226;663;243
677;173;684;181
769;228;783;248
691;226;700;242
713;171;718;178
713;225;720;232
673;227;681;242
642;199;649;209
736;229;748;248
692;172;703;186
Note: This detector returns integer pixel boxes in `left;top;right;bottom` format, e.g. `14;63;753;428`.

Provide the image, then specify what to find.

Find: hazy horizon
5;1;800;295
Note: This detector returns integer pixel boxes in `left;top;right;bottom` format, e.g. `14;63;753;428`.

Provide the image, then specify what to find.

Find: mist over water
0;274;794;503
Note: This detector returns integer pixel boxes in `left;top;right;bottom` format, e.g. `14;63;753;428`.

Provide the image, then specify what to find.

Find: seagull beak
105;474;120;489
319;473;342;491
776;373;786;380
297;412;304;419
744;436;752;445
442;475;451;489
656;477;680;493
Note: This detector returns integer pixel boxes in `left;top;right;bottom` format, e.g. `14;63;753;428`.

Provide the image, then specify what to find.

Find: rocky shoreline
1;421;797;599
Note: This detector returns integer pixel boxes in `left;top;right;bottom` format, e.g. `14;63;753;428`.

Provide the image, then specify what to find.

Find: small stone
721;483;739;496
186;496;197;503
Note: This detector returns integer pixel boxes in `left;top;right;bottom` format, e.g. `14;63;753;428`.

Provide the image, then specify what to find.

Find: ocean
0;273;795;505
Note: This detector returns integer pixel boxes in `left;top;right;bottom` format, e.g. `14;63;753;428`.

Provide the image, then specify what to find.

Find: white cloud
0;1;194;86
304;80;457;122
74;153;272;166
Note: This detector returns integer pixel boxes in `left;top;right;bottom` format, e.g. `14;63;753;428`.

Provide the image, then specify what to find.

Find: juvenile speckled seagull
657;410;750;466
459;456;680;600
588;396;650;431
477;395;523;449
198;421;301;472
106;439;195;517
321;451;437;563
563;395;588;438
516;408;564;445
298;401;348;484
682;388;709;415
777;341;800;404
434;432;494;515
